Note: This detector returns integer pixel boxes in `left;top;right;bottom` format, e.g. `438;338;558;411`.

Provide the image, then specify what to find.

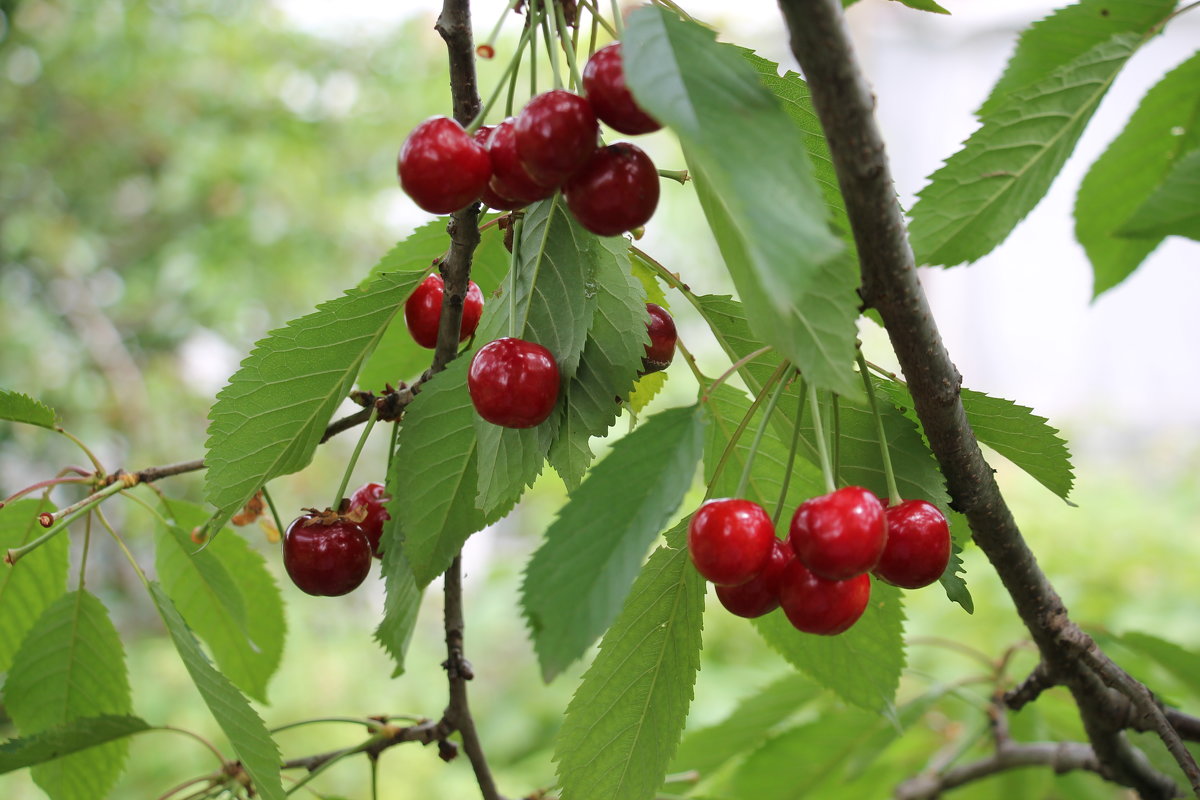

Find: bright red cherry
641;303;676;374
348;482;390;559
582;42;662;135
563;142;659;236
472;126;521;211
283;512;372;596
404;273;484;350
514;90;598;186
778;560;871;635
789;486;888;581
486;118;556;207
874;500;951;589
398;116;491;215
468;337;560;428
715;538;793;618
687;498;775;586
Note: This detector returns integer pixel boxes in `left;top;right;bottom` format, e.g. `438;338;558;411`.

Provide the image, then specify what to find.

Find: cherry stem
807;382;836;494
857;351;901;505
54;426;105;476
479;0;520;60
333;407;378;510
735;367;790;499
673;338;705;384
650;0;697;23
831;393;842;487
611;0;624;36
154;725;230;769
552;0;585;92
578;0;618;40
260;485;286;539
773;377;806;528
2;475;92;508
658;169;690;184
467;20;535;132
6;479;129;566
705;361;790;500
78;514;92;590
701;345;773;405
270;716;392;734
528;0;538;95
539;0;563;90
507;213;525;339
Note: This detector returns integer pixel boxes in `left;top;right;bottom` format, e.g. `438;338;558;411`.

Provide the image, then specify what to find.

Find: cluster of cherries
688;487;951;635
282;482;391;596
398;43;663;237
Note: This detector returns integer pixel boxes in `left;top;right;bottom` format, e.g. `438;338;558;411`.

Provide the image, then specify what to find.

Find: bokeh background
2;0;1198;797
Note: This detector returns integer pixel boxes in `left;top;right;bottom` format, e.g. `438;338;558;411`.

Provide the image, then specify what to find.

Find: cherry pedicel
468;337;560;429
348;482;390;559
874;499;951;589
514;89;599;186
563;142;660;236
484;118;556;208
398;116;491;215
641;302;676;374
778;560;871;635
789;485;888;581
715;538;793;618
283;512;372;596
582;42;662;136
404;273;485;350
687;498;775;586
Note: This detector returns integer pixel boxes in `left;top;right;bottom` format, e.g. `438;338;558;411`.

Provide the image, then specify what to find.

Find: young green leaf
0;715;149;775
0;499;67;674
374;490;423;677
0;389;57;429
554;522;704;800
962;388;1074;500
5;591;133;800
523;404;705;681
1117;147;1200;241
1077;51;1200;294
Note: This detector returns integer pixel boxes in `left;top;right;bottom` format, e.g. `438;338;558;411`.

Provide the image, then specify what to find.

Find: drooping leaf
1118;146;1200;241
0;716;149;775
4;591;133;800
204;265;428;532
0;389;57;429
962;388;1074;500
554;522;704;800
624;7;858;394
0;499;67;674
1076;51;1200;294
148;582;284;800
374;485;423;676
155;499;286;704
1117;632;1200;700
523;404;705;680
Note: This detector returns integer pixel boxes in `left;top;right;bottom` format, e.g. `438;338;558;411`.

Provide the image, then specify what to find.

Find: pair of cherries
282;482;390;597
398;42;662;236
688;488;951;635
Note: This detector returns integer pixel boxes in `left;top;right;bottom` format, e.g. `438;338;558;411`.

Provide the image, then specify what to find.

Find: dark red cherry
582;42;662;135
472;126;521;210
715;538;793;618
398;116;491;215
687;498;775;586
467;337;560;428
874;500;951;589
348;482;390;559
514;90;598;186
283;513;372;596
486;118;556;207
641;303;676;374
789;486;888;580
778;560;871;635
404;273;485;350
563;142;659;236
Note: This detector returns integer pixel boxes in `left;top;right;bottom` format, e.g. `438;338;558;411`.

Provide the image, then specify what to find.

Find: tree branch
894;741;1108;800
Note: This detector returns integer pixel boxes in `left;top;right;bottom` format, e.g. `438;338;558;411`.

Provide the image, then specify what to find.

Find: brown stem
281;719;448;772
895;741;1109;800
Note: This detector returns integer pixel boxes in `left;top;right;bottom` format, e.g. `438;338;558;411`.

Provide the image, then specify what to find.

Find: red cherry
778;560;871;635
874;500;951;589
349;482;390;559
715;538;793;618
687;498;775;586
398;116;491;215
582;42;662;135
472;126;521;211
641;303;676;374
283;513;372;596
563;142;659;236
404;273;485;350
789;486;888;580
514;90;598;186
486;118;556;207
468;337;560;428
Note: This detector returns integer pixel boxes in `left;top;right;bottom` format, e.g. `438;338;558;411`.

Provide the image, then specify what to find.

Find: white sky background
275;0;1200;452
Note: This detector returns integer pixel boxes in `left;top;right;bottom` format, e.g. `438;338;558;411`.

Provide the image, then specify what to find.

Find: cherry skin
873;499;951;589
514;90;598;186
348;482;390;559
563;142;659;236
398;116;491;215
788;485;888;581
641;303;676;374
485;118;555;207
468;337;560;428
404;273;484;350
472;125;521;211
687;498;776;586
715;538;793;618
582;42;662;135
778;560;871;635
282;513;372;596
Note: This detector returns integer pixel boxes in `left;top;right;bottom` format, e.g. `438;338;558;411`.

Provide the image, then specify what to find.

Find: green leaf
204;265;428;532
0;499;67;674
4;591;133;800
1077;51;1200;294
1118;146;1200;241
961;388;1074;500
0;389;57;429
893;0;949;13
148;581;284;800
0;715;149;775
155;499;286;704
629;371;668;414
374;489;423;677
522;404;705;680
1117;632;1200;699
909;34;1146;267
624;7;858;394
554;522;704;800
